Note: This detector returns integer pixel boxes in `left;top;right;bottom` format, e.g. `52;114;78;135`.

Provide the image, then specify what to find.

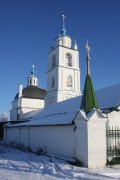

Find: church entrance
106;126;120;165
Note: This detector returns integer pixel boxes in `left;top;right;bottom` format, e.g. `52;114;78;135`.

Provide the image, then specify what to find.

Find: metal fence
106;126;120;158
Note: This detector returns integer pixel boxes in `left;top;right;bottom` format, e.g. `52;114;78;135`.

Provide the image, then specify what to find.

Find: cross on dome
31;65;35;76
85;40;91;76
86;39;90;58
61;14;66;35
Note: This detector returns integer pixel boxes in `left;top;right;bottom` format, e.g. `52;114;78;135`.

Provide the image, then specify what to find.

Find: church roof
80;75;98;114
15;85;46;100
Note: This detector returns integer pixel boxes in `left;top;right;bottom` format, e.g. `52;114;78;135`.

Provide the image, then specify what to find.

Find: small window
52;54;56;68
66;53;72;67
67;75;72;87
51;77;55;88
30;79;32;85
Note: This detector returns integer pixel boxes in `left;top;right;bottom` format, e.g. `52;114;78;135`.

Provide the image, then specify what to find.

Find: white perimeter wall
5;110;108;168
107;111;120;127
5;125;75;159
74;111;107;168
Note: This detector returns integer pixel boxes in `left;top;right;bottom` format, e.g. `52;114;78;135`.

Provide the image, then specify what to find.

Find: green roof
80;75;98;114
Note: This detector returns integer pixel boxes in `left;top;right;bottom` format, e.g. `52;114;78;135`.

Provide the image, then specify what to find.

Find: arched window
66;53;72;67
67;75;72;87
51;77;55;88
52;54;56;68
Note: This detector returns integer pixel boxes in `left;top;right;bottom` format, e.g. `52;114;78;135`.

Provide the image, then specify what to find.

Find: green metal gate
106;126;120;164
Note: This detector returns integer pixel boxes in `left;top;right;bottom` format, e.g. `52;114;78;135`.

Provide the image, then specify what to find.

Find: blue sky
0;0;120;117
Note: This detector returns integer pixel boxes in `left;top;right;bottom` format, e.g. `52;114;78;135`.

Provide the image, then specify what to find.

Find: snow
96;83;120;109
0;142;120;180
79;108;107;120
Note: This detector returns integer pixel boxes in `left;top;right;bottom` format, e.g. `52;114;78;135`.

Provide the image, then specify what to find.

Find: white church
10;65;46;122
4;16;120;168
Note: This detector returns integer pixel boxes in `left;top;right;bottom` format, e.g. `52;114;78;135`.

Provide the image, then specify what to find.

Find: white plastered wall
5;125;75;159
5;110;107;168
10;98;44;121
74;111;107;168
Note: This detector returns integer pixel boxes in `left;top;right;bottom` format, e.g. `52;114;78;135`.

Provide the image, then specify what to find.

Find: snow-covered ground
0;143;120;180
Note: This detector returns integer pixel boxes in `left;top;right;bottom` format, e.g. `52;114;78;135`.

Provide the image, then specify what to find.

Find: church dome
15;85;46;100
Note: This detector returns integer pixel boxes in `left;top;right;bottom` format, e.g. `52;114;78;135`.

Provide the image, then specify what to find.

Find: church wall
12;99;19;109
48;48;59;71
45;65;80;106
10;99;20;120
57;66;80;92
46;68;58;92
21;98;44;109
10;109;18;121
10;98;45;121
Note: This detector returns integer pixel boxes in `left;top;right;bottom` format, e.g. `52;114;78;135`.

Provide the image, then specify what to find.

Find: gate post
74;110;107;168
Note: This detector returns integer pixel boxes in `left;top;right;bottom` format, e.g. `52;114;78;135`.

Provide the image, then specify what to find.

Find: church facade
4;16;120;168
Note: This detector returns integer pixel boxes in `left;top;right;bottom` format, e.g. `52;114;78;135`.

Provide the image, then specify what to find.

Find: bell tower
45;16;81;107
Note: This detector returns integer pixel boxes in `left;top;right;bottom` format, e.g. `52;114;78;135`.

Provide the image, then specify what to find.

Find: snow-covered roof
96;83;120;109
8;84;120;127
8;96;82;127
